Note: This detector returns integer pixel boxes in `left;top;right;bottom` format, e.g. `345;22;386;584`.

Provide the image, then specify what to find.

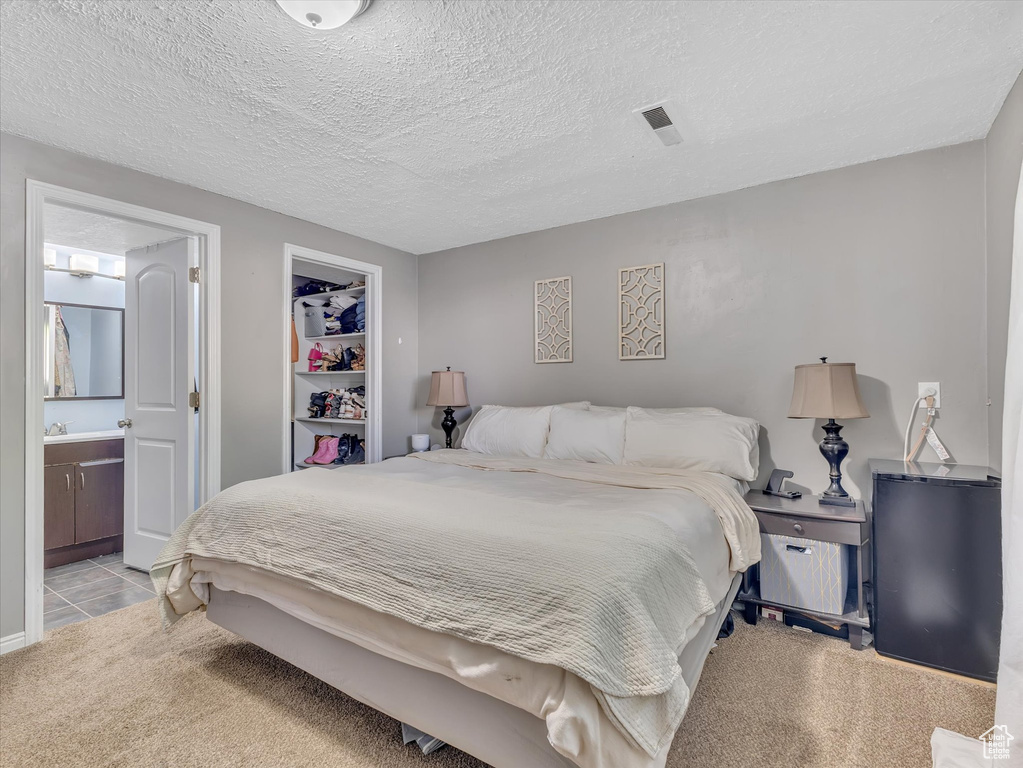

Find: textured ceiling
2;0;1022;255
44;203;181;256
45;204;182;255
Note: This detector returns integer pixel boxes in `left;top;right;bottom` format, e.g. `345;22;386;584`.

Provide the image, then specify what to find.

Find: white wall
0;133;420;640
42;399;125;434
417;142;990;498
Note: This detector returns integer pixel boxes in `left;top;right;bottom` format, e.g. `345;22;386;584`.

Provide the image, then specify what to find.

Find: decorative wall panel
534;276;572;363
619;263;665;360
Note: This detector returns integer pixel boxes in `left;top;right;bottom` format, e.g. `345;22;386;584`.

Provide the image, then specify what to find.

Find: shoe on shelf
343;437;365;465
333;434;353;464
305;436;339;465
308;392;328;418
350;344;366;371
308;342;325;372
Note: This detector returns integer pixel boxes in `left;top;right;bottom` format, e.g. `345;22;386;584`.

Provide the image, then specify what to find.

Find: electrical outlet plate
918;382;941;408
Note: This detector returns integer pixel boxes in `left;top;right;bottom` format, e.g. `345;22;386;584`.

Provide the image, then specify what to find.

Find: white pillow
544;406;626;464
558;401;591;410
461;405;554;458
623;407;760;481
590;405;722;414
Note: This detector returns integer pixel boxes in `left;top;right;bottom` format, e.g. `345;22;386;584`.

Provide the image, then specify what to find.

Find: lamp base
817;418;855;506
441;407;457;449
818;494;857;508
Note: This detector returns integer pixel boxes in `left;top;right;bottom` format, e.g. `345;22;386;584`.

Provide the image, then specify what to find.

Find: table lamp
788;358;870;507
427;367;469;448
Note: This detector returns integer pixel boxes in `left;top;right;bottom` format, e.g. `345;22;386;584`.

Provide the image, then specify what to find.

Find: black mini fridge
870;460;1002;681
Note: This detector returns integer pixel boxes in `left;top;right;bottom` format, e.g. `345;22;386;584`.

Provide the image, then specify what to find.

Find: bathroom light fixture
112;259;126;279
275;0;371;30
68;253;99;275
43;248;57;268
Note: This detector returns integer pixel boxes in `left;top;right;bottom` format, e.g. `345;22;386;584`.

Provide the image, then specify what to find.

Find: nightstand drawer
753;510;861;546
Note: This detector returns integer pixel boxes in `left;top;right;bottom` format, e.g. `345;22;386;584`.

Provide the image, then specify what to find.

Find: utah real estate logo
981;725;1014;761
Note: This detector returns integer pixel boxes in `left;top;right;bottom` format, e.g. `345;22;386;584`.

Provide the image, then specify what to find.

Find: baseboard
44;535;122;568
876;653;998;689
0;631;27;655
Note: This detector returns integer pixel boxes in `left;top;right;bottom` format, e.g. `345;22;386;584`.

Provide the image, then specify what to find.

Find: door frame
282;243;382;472
23;180;222;647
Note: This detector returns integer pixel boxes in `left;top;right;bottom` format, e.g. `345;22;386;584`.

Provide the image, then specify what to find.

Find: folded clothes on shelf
294;280;342;298
329;294;358;311
355;294;366;331
293;279;365;298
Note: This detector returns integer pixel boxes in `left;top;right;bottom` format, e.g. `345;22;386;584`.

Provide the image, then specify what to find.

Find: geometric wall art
619;263;665;360
534;276;572;363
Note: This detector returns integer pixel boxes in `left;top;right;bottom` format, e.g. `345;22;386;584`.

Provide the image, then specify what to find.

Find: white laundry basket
303;306;327;337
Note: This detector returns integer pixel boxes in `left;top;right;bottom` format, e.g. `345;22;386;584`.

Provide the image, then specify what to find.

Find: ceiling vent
632;100;684;147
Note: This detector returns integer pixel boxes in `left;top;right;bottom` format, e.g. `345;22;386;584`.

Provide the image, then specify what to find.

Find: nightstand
739;490;872;650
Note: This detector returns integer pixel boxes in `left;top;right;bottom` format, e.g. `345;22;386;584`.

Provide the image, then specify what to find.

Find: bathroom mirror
43;302;124;400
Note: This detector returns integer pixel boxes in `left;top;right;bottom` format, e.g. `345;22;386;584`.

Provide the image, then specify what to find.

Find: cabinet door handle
65;473;70;492
80;471;85;490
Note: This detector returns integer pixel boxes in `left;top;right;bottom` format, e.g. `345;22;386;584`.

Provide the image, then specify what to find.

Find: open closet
290;251;379;470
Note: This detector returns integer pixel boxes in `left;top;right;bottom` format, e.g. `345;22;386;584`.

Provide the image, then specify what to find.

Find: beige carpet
1;600;994;768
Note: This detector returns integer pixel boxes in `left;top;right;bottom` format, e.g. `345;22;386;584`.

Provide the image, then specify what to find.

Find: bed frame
205;574;742;768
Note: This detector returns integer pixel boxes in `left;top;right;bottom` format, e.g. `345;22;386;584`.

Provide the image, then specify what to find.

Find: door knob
117;418;133;428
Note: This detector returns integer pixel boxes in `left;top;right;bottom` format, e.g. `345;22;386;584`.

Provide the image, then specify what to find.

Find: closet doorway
23;181;222;647
283;244;382;472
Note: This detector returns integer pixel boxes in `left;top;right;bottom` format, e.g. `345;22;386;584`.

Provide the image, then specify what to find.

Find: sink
44;429;125;444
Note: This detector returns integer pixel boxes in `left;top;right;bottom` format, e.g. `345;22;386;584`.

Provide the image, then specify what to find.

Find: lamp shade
788;361;869;420
427;369;468;408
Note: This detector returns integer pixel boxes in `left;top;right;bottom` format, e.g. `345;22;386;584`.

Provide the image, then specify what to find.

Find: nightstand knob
793;523;804;534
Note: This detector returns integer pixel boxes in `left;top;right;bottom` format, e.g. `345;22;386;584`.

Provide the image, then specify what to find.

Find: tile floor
43;552;153;631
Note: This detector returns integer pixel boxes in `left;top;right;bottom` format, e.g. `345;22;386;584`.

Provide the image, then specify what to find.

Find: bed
153;406;761;768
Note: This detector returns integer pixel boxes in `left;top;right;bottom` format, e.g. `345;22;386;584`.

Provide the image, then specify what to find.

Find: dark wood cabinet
43;464;76;549
44;439;124;567
75;460;125;543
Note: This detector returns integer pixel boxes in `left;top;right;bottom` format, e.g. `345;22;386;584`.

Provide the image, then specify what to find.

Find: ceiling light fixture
275;0;372;30
68;253;99;275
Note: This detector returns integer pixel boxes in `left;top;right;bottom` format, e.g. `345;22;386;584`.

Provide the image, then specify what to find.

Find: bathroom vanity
43;432;124;568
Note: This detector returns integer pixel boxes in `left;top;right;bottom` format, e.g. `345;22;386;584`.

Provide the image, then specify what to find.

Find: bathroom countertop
44;429;124;445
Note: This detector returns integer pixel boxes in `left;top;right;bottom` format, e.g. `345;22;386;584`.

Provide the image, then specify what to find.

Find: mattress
205;575;743;768
163;456;753;768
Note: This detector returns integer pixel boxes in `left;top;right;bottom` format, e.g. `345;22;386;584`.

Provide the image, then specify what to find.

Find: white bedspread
153;451;758;763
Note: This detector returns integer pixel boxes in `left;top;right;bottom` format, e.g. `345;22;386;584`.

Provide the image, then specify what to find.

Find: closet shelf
295;461;365;470
296;370;366;376
295;285;366;302
305;332;365;341
296;417;367;425
292;262;371;473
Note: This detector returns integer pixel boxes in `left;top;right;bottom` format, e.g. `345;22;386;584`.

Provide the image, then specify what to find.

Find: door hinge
189;390;200;411
188;266;200;284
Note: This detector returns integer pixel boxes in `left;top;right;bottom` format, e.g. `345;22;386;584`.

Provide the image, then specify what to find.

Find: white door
123;237;195;571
